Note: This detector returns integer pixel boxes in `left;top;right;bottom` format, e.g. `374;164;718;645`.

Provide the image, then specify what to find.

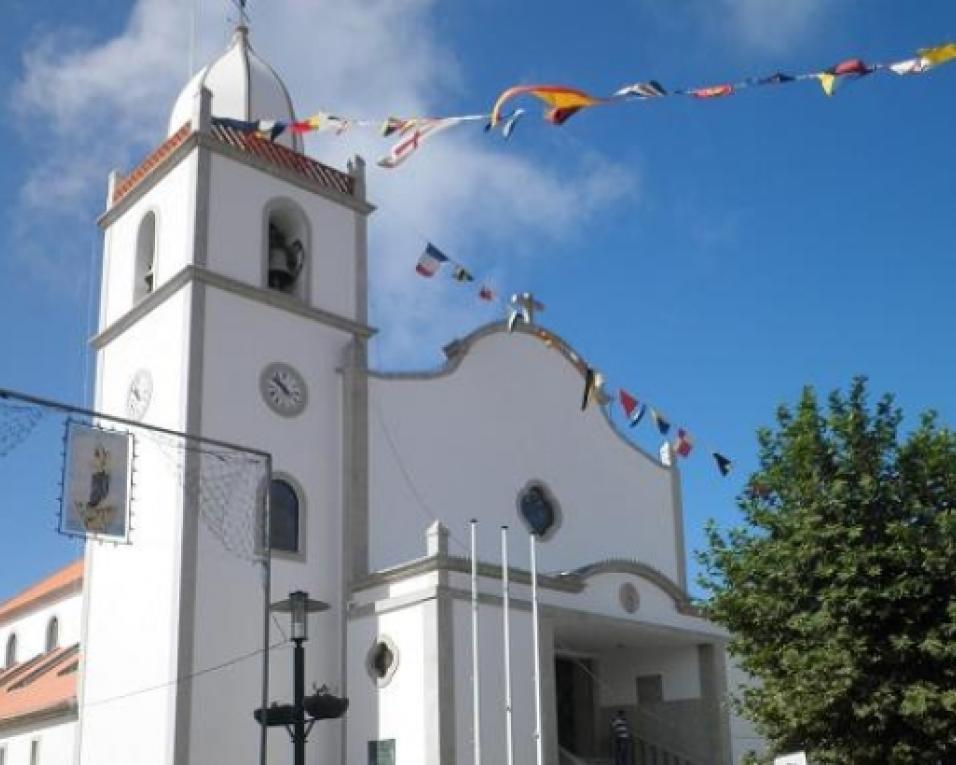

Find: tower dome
168;26;303;152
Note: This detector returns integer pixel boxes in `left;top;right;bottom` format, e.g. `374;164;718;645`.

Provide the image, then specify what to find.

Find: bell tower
79;25;373;765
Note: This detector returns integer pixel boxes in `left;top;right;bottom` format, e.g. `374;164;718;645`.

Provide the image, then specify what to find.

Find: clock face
260;363;308;417
126;369;153;421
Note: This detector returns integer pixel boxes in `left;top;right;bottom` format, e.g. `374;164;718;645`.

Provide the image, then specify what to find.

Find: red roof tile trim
110;121;355;207
112;122;193;205
210;124;355;196
0;645;78;724
0;559;83;624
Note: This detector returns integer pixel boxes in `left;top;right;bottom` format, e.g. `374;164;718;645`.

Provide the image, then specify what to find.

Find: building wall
100;154;198;328
80;288;194;765
598;644;701;705
726;660;766;764
368;329;682;582
449;595;541;765
347;599;429;765
0;718;75;765
191;288;353;765
0;589;81;764
205;153;360;320
0;592;81;667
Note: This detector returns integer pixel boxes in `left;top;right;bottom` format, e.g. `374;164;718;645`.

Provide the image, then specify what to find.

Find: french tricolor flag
618;389;646;428
415;243;449;278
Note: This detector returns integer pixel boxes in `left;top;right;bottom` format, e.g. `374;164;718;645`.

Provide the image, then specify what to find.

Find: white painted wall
347;604;428;765
0;589;80;764
0;718;76;765
101;154;197;328
85;82;364;761
726;660;766;764
192;288;353;765
598;645;701;706
368;329;683;583
205;154;360;320
0;591;81;666
80;289;194;765
450;596;540;765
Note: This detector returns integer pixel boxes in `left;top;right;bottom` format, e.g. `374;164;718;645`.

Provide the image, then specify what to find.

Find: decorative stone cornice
569;558;700;616
350;553;583;595
351;553;701;616
90;265;375;350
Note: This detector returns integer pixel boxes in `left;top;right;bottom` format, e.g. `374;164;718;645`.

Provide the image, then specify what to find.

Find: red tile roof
0;559;83;625
110;121;355;207
210;123;355;196
0;645;78;724
112;122;192;205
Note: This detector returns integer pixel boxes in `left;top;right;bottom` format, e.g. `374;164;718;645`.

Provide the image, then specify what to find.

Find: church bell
268;224;305;292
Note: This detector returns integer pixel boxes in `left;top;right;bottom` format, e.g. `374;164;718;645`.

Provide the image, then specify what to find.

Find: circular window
516;481;562;540
366;636;399;687
619;582;640;614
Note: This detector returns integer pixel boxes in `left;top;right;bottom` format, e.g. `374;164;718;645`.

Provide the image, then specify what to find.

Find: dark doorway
555;656;596;756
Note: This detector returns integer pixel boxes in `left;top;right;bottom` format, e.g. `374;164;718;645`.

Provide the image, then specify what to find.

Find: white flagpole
530;532;544;765
501;526;515;765
471;519;482;765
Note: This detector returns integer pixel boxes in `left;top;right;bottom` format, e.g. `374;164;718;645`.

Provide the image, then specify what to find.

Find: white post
471;520;482;765
501;526;515;765
530;533;544;765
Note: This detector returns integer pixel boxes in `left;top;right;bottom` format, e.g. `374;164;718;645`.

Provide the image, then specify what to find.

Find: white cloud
11;0;636;365
717;0;829;53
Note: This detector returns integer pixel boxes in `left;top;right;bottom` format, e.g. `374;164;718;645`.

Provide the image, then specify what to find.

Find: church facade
0;26;763;765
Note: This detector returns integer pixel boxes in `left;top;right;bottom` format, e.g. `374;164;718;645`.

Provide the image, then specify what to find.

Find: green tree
699;378;956;764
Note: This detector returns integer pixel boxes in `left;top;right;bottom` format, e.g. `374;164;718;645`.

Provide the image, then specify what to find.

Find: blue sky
0;0;954;599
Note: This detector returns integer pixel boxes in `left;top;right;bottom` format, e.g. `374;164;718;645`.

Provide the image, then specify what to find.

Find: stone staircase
560;737;701;765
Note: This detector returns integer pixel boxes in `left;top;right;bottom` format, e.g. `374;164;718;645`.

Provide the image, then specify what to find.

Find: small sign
774;753;808;765
60;422;132;542
368;739;395;765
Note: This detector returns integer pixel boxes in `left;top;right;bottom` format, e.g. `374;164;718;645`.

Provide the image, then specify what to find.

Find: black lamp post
255;591;349;765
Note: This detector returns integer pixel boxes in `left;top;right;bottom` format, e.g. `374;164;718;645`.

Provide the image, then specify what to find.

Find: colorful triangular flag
613;80;667;99
618;390;646;428
415;243;449;277
672;428;694;458
889;57;932;76
689;84;734;99
650;407;671;436
713;452;732;476
918;42;956;68
581;367;604;411
451;266;474;282
817;58;872;96
750;72;795;86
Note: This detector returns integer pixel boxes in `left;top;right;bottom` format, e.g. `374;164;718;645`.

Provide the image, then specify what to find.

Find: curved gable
371;321;667;470
367;322;686;584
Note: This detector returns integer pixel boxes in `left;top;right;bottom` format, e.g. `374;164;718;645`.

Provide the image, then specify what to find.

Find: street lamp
254;591;347;765
272;590;328;641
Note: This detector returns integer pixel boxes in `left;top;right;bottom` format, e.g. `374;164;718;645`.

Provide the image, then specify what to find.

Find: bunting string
409;242;733;477
210;42;955;167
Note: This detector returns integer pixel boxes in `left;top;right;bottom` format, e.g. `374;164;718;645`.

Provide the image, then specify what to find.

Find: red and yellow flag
490;85;602;127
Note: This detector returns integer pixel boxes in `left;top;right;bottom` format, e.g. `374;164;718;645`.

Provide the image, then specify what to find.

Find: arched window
269;477;301;555
46;617;59;652
265;203;308;299
4;633;16;668
134;211;157;302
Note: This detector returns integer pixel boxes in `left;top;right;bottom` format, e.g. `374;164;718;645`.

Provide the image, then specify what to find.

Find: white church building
0;25;764;765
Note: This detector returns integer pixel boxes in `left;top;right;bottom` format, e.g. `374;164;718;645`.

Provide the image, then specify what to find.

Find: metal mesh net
0;399;46;457
0;394;270;565
144;431;269;564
